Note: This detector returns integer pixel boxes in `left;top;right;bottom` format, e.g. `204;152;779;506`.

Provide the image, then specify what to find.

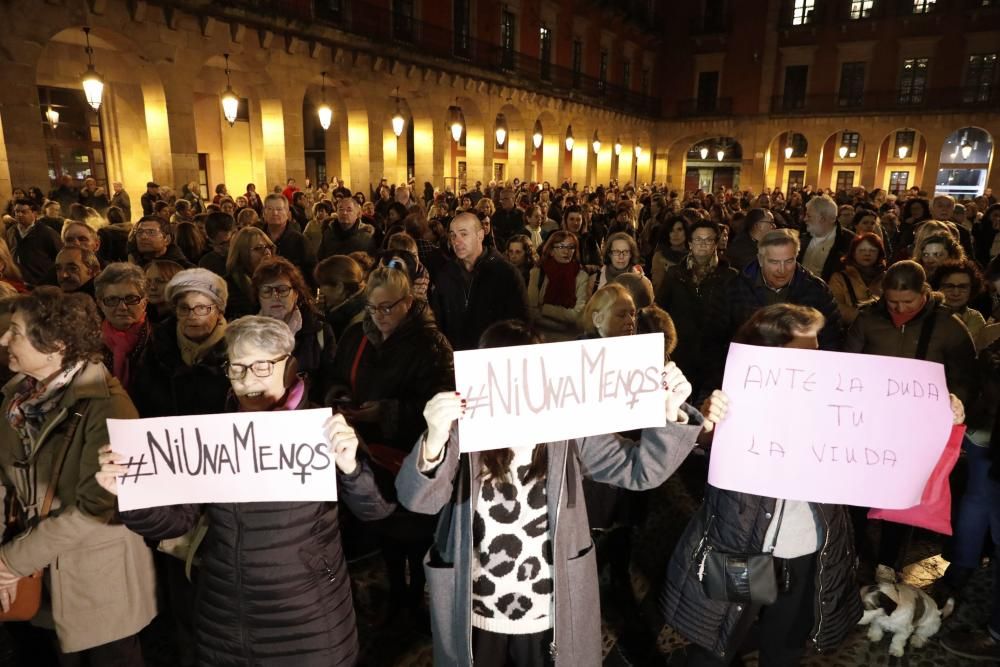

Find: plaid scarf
6;361;85;449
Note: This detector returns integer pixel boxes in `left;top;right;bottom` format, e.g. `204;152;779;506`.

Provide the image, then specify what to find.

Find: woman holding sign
0;287;156;663
395;319;706;667
97;316;395;666
845;260;977;583
660;304;863;666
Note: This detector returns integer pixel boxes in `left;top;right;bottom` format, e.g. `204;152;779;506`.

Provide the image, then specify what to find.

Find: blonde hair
0;237;23;282
364;266;412;300
582;283;634;334
226;227;275;275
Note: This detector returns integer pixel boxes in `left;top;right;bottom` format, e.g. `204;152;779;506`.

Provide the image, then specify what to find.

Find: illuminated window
792;0;816;25
849;0;875;18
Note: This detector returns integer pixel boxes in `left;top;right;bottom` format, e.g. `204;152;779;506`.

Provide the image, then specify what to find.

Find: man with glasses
130;215;193;268
430;212;527;350
261;194;310;277
4;199;63;287
54;246;101;299
199;212;236;277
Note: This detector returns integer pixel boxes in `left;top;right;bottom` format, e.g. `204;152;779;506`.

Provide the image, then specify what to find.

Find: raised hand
662;362;692;422
325;413;359;475
95;444;127;496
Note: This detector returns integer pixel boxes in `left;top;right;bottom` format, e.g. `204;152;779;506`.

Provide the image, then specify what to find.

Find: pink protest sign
108;408;336;511
708;343;953;509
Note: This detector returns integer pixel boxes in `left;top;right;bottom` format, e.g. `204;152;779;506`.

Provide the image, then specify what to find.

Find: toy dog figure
858;583;955;657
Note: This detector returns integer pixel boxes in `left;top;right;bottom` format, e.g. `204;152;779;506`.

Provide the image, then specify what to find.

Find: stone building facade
0;0;996;201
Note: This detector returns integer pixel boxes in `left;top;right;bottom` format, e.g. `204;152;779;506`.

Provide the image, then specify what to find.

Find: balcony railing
676;97;734;117
770;87;998;114
207;0;662;117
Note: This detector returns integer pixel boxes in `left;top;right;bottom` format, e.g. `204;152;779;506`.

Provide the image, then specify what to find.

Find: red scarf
542;257;581;308
889;295;928;328
101;317;146;391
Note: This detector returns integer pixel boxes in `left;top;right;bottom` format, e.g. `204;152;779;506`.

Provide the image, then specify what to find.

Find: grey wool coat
395;406;704;666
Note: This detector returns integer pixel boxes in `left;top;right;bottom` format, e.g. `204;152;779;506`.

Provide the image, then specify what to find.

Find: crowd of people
0;171;998;666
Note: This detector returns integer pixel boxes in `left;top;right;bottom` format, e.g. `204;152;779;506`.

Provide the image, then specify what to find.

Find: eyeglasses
135;228;163;237
609;249;631;257
177;304;215;317
690;237;718;246
250;244;273;254
940;282;971;291
101;295;143;308
225;355;289;381
364;297;407;316
259;285;293;298
553;243;577;251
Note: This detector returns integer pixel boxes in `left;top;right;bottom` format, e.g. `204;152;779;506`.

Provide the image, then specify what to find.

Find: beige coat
0;362;156;652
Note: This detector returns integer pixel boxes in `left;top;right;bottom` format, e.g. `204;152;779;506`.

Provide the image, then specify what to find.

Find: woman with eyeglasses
224;226;276;321
527;230;590;342
98;316;395;666
252;256;334;399
131;268;231;419
930;259;988;341
94;262;152;392
589;231;651;296
327;266;454;631
655;221;739;399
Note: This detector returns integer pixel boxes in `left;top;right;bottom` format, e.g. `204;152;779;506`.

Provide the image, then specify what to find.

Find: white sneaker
875;564;897;584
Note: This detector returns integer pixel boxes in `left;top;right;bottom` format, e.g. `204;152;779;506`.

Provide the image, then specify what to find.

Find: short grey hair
225;315;295;358
758;228;801;256
61;220;99;243
95;261;147;298
58;246;102;275
263;193;288;209
805;195;837;222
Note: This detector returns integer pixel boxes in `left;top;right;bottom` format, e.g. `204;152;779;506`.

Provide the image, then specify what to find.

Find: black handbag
694;501;785;606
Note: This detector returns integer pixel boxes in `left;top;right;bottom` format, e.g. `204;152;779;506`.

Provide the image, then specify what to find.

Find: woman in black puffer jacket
101;316;394;666
327;266;454;624
660;304;863;666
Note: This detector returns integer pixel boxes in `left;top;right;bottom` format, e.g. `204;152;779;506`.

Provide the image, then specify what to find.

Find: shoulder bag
0;410;84;621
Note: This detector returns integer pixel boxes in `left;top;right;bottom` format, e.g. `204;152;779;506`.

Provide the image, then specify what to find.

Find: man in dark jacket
318;197;375;260
798;195;856;282
430;212;528;350
703;229;843;389
261;194;311;277
6;199;63;286
491;188;525;250
78;177;110;213
140;181;161;217
110;181;132;221
48;175;78;217
129;215;194;268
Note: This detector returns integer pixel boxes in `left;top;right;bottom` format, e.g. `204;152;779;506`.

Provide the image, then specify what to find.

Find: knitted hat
164;268;228;310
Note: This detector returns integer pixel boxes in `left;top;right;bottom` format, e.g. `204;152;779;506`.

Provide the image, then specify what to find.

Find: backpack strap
40;408;86;519
839;271;859;306
915;307;939;361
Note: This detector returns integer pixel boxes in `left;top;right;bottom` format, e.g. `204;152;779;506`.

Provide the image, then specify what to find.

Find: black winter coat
130;318;230;418
797;224;856;282
702;261;843;390
329;302;455;455
292;306;337;401
430;247;528;350
118;407;395;666
656;259;738;396
659;486;862;660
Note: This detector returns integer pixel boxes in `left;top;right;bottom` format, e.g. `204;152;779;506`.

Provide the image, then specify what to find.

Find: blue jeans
946;437;1000;632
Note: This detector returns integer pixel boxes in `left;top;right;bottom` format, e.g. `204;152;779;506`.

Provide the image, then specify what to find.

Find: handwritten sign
454;333;665;452
708;344;953;509
107;409;336;511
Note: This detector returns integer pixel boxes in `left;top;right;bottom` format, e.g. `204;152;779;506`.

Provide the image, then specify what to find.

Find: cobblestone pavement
1;457;995;666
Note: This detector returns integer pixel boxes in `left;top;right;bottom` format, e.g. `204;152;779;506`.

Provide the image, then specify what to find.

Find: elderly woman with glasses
527;230;590;342
95;262;151;392
225;226;275;321
131;268;231;419
327;266;454;628
252;257;335;398
98;316;395;666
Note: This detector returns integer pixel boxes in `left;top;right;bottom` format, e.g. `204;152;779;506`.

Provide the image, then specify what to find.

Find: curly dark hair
9;287;103;369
